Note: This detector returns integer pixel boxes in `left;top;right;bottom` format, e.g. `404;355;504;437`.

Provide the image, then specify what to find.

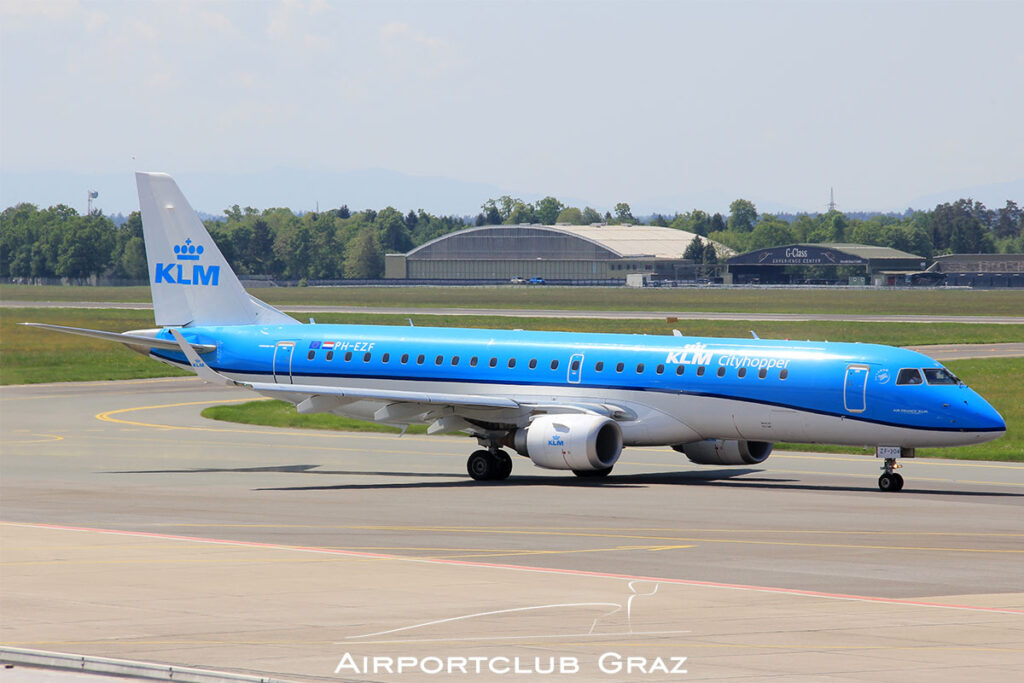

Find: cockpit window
924;368;960;385
896;368;923;385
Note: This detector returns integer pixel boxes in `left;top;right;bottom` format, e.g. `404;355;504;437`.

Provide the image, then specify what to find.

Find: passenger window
550;359;559;370
636;363;645;373
924;368;959;385
529;359;537;369
615;362;624;373
416;354;425;364
435;355;443;365
470;356;478;367
451;356;459;366
489;357;498;367
381;352;389;363
364;352;371;362
570;359;579;371
716;366;726;378
400;353;409;364
779;368;788;380
758;368;767;379
897;368;923;385
656;364;664;374
595;361;604;372
696;366;706;376
326;350;334;361
737;367;746;378
307;350;316;360
508;358;517;368
344;351;353;362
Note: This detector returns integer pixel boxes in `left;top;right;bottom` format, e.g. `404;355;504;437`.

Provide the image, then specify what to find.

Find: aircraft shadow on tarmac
101;464;1023;497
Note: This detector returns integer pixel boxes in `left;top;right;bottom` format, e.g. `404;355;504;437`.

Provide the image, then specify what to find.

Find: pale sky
2;0;1022;214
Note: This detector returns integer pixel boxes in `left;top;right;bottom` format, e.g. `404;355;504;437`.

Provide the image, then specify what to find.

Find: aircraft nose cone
963;397;1006;436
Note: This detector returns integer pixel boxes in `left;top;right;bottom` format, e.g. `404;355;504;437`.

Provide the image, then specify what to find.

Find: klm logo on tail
154;238;220;286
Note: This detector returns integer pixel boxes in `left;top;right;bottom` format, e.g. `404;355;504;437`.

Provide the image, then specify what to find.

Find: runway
5;299;1024;325
2;378;1023;681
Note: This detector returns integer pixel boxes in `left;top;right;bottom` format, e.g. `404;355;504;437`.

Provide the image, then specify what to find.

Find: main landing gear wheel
467;449;513;481
572;467;613;478
878;472;904;492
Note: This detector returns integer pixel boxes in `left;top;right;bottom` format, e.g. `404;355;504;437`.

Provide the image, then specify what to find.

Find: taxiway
2;378;1022;681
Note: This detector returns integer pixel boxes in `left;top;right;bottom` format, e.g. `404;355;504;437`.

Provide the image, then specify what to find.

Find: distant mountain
3;168;1019;219
0;168;515;217
632;190;802;217
905;179;1023;212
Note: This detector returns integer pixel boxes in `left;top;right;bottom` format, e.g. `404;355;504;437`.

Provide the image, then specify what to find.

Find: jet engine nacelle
672;439;773;466
514;414;622;471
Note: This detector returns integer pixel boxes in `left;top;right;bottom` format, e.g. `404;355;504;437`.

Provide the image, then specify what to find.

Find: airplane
23;173;1006;492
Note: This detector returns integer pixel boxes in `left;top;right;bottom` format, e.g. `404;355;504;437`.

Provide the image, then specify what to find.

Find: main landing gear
878;458;904;492
467;449;513;481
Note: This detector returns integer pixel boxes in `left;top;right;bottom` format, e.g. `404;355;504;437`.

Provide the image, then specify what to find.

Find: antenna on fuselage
672;329;682;337
750;330;760;339
309;317;316;324
407;318;415;327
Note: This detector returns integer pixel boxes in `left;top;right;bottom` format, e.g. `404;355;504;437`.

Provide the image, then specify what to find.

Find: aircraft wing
21;323;217;353
242;380;520;410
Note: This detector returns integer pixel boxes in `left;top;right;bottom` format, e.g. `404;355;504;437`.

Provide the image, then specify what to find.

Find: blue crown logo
174;238;205;261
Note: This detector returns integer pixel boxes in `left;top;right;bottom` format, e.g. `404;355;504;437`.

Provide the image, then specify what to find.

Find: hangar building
385;224;733;281
924;254;1024;288
725;243;927;286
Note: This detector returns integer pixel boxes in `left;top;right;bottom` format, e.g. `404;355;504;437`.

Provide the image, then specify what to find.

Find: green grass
4;307;1023;385
0;308;189;385
1;284;154;303
201;358;1022;462
3;283;1024;317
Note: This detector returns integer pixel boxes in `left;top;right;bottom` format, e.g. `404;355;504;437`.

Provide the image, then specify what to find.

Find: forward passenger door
843;364;869;413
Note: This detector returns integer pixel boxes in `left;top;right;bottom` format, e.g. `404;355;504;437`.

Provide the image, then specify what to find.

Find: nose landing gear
878;458;904;491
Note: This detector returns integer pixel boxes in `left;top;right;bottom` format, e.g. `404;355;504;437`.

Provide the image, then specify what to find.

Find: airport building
724;243;928;286
924;254;1024;288
384;224;733;282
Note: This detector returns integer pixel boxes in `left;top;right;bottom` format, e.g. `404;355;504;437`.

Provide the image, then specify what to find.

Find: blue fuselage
152;324;1006;448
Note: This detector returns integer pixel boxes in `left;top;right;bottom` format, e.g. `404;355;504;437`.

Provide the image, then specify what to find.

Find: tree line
2;195;1021;282
690;198;1024;258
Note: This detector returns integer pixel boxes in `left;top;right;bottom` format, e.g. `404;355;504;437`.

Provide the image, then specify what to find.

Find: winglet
168;328;238;387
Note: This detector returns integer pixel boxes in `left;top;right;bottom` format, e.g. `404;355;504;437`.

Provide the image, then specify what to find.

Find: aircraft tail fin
135;172;298;327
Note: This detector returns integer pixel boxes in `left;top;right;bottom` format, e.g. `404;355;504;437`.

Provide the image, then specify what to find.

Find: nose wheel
467;449;513;481
878;458;904;491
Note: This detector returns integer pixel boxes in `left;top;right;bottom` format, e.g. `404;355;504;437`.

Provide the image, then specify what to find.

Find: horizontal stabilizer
20;323;216;353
